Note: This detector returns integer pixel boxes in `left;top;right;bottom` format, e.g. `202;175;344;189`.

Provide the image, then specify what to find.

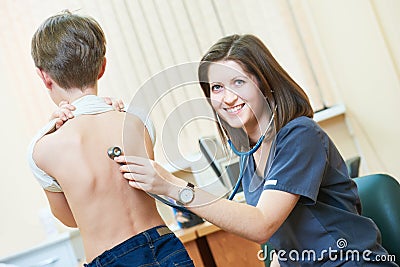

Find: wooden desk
176;222;264;267
175;226;206;266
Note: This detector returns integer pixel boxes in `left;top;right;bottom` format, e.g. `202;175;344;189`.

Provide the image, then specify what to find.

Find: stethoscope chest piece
107;146;122;159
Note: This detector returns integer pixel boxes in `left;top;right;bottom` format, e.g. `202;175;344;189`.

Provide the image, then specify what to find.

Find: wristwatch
177;182;195;205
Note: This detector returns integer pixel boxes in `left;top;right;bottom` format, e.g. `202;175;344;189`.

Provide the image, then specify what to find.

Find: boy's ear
36;68;53;89
97;57;107;80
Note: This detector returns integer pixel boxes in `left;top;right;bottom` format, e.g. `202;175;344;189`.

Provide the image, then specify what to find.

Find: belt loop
143;231;154;249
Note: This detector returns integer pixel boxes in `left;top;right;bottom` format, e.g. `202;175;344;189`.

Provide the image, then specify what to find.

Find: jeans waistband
85;225;173;266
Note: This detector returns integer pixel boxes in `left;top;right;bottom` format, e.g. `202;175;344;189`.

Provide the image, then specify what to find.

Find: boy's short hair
31;10;106;89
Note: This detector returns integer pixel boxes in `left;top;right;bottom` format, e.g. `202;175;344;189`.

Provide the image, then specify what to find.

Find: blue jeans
84;225;194;267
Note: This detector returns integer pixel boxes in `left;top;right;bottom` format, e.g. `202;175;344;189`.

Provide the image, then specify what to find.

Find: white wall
304;0;400;177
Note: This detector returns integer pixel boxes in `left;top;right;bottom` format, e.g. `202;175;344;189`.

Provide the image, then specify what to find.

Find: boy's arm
44;190;77;227
33;138;77;228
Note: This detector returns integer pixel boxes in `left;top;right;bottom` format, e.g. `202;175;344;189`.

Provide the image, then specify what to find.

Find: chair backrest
353;173;400;264
345;156;361;178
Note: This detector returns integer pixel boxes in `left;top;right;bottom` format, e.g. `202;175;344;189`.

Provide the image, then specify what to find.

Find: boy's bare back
33;111;164;261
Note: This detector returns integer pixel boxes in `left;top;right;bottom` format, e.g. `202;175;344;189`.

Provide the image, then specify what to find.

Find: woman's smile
224;103;245;114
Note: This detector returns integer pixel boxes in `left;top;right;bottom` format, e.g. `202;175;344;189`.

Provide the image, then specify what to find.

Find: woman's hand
114;156;186;198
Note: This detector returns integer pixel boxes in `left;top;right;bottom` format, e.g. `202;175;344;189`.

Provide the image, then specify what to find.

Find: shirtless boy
28;11;193;266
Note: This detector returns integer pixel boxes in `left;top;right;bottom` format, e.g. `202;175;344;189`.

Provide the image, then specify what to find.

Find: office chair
353;173;400;264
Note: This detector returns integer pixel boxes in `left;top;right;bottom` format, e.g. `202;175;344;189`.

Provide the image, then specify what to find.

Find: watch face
180;188;194;204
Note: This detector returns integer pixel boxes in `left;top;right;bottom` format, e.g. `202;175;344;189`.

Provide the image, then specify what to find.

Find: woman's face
208;60;267;133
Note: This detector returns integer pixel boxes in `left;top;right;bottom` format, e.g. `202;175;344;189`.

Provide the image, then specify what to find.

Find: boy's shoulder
33;128;81;174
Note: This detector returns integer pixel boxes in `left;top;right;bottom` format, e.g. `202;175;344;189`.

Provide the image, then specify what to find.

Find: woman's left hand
114;156;186;197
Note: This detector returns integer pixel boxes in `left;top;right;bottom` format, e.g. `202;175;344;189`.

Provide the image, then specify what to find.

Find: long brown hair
198;34;313;147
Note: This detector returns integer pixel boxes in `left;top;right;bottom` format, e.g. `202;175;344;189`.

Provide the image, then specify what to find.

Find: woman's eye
234;79;244;86
211;84;223;92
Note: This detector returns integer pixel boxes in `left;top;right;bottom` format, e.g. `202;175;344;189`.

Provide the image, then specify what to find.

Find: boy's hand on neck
50;97;125;130
50;100;76;129
103;97;125;112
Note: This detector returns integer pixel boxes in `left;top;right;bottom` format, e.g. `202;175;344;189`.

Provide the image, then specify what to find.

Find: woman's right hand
114;156;187;199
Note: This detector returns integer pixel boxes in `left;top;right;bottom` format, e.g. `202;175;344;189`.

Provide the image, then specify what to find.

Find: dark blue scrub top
243;116;396;266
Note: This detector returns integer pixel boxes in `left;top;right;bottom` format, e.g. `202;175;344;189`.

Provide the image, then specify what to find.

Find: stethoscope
216;113;275;200
106;112;274;214
107;146;195;214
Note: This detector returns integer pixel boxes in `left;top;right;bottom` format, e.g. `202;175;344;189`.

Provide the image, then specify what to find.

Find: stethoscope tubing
225;113;274;200
149;193;195;214
227;154;248;200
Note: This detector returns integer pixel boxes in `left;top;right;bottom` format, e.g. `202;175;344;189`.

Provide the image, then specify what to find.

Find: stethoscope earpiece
107;146;122;160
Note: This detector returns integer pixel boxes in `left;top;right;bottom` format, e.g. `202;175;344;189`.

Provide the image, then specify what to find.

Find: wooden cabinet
176;226;205;267
177;222;265;267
